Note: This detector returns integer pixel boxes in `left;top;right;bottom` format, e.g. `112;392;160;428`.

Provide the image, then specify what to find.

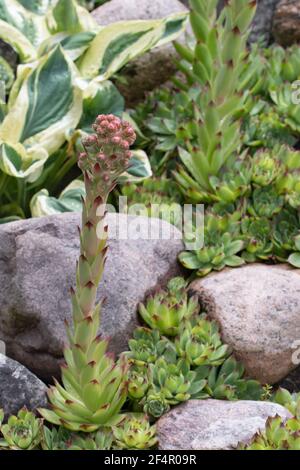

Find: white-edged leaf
30;179;85;217
0;141;48;181
78;18;169;79
154;12;188;47
0;0;48;47
0;19;37;62
0;46;83;157
38;31;96;60
119;150;152;183
46;0;97;34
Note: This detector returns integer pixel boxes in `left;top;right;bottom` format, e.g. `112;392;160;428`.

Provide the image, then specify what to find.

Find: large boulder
272;0;300;46
189;264;300;384
0;213;183;381
0;354;47;418
157;399;292;450
92;0;189;106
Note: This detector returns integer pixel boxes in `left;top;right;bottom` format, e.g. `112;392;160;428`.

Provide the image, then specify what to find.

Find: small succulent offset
0;408;43;450
127;327;173;366
180;213;244;277
175;314;230;367
112;414;157;450
238;415;300;450
39;115;136;431
203;356;263;401
138;277;199;336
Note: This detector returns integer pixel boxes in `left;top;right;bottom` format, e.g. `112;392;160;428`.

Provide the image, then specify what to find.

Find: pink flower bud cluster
78;115;136;188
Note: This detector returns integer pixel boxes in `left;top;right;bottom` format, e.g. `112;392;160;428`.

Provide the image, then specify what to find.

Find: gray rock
0;212;183;381
189;264;300;384
0;353;47;418
92;0;189;106
157;399;292;450
272;0;300;46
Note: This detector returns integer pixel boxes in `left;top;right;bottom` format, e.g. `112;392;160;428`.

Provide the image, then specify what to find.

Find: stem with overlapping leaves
174;0;257;203
39;115;136;432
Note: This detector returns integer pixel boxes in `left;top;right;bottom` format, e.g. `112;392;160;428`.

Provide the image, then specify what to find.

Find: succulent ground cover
130;0;300;275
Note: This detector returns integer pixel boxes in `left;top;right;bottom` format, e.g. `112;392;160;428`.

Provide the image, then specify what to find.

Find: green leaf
78;80;124;133
225;255;245;267
46;0;97;35
178;251;201;269
0;142;48;181
0;0;48;47
39;31;96;61
0;46;82;157
17;0;53;15
288;252;300;269
0;19;36;62
119;150;152;183
30;179;85;217
78;14;187;80
149;12;188;47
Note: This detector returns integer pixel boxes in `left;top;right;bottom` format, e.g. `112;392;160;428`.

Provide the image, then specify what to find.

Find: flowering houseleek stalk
173;0;257;203
138;277;199;336
39;115;136;431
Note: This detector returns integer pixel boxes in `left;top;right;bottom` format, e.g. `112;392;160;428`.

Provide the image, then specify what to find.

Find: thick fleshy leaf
0;141;48;181
0;46;83;157
288;252;300;269
0;0;48;47
119;150;152;183
0;19;36;62
178;251;201;269
78;79;124;133
46;0;97;35
30;179;85;217
78;13;188;80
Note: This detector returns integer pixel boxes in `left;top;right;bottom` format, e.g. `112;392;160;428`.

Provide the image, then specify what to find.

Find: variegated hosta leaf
30;179;85;217
119;150;152;183
0;45;83;159
153;12;188;47
78;79;124;133
0;0;48;47
38;31;96;61
78;12;188;80
0;142;48;181
18;0;55;15
46;0;97;35
0;19;36;62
